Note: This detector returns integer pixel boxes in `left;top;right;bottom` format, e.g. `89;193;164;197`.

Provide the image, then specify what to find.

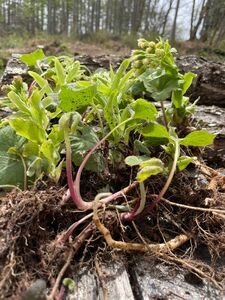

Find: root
95;255;109;300
161;197;225;214
93;198;190;253
47;222;95;300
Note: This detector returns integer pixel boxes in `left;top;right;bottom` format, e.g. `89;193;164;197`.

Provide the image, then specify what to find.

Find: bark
171;0;180;44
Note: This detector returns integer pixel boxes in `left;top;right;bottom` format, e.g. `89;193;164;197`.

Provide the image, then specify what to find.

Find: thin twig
161;197;225;214
95;255;109;300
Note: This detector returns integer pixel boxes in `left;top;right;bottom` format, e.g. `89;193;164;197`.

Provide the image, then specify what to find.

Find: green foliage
125;156;164;182
137;158;164;182
0;126;25;187
20;49;45;66
0;38;215;190
59;82;96;112
71;125;105;172
125;155;151;167
179;131;215;147
131;38;198;125
177;156;196;171
63;278;76;291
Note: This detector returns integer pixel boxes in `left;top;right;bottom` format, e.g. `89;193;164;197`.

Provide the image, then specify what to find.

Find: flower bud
142;58;150;65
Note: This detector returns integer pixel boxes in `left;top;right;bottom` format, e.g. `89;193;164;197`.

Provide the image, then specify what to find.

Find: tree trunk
171;0;180;43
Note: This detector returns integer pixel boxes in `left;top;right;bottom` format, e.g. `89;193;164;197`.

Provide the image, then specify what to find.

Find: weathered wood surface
0;54;28;90
67;261;134;300
66;255;224;300
177;56;225;107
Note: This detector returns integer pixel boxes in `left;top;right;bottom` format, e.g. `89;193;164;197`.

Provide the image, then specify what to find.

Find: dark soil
0;160;225;299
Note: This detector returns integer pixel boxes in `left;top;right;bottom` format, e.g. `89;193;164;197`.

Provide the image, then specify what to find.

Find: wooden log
67;261;134;300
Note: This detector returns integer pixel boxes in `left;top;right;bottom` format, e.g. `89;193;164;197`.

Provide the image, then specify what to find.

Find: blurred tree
0;0;223;47
171;0;180;43
200;0;225;47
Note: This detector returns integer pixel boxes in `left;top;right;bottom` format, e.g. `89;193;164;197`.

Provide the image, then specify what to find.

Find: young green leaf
28;71;53;93
179;131;215;147
137;157;164;182
54;58;65;86
63;278;76;291
182;72;196;95
26;156;42;177
139;157;164;169
130;98;158;121
40;140;60;165
8;91;30;114
177;156;196;171
20;49;45;66
9;117;46;144
125;155;150;167
137;165;163;182
140;122;170;140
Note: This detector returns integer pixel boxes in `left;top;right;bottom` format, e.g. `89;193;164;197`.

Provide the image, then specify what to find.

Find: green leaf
182;72;196;95
23;141;39;157
40;140;60;165
134;140;151;154
28;71;53;94
130;98;158;121
63;278;76;291
171;89;183;108
48;125;65;146
125;155;150;167
28;89;49;128
136;157;164;182
0;126;25;152
59;82;96;112
137;165;163;182
139;158;164;169
179;131;215;147
26;156;42;177
140;122;170;140
140;69;179;101
9;117;46;144
0;126;25;187
0;151;24;186
177;156;196;171
54;58;65;86
58;112;81;133
20;49;45;66
71;125;105;172
8;91;30;114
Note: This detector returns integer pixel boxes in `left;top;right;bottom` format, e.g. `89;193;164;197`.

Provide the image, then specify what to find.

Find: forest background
0;0;225;68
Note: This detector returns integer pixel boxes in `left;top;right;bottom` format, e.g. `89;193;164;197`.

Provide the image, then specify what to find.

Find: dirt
0;159;225;299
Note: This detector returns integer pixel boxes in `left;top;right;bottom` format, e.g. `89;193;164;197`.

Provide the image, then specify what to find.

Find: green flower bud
146;47;154;54
133;60;143;69
148;41;156;48
142;58;150;65
155;41;163;48
155;48;164;57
